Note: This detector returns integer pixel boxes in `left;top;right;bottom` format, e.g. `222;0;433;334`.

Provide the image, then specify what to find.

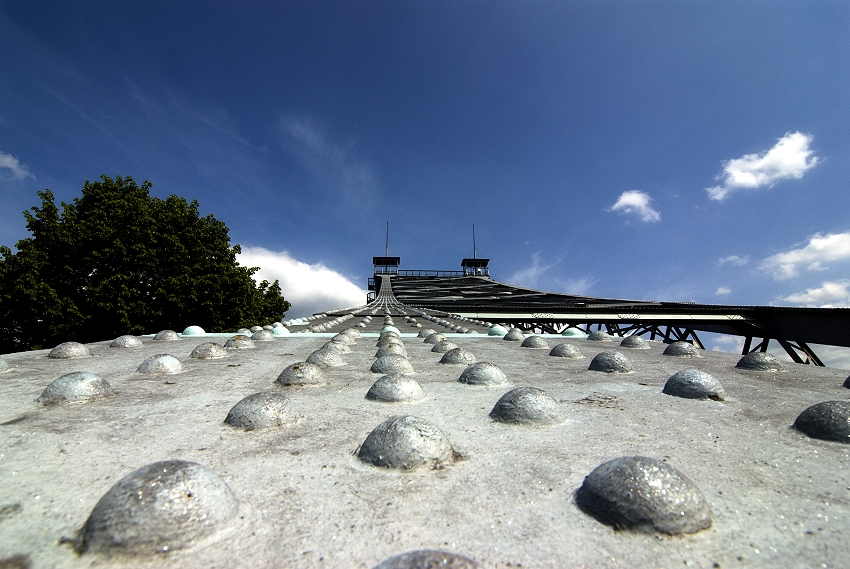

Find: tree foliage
0;175;290;352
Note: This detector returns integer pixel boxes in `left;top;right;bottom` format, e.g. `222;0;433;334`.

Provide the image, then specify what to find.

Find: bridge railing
389;269;490;277
398;270;464;277
370;270;491;289
374;267;398;275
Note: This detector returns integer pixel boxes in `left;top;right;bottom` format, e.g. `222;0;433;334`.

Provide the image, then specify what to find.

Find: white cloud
710;334;745;354
763;343;850;369
782;280;850;307
717;255;749;267
557;275;598;296
0;151;34;180
807;345;850;370
759;231;850;279
508;252;560;289
761;343;850;367
237;246;367;318
608;190;660;222
281;116;377;210
715;286;731;295
706;131;819;201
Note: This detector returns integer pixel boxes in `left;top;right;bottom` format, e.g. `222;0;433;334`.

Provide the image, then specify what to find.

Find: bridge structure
356;255;850;366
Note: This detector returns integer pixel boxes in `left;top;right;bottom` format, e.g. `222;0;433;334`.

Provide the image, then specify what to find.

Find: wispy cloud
710;334;744;354
557;275;598;296
237;246;367;318
717;255;749;267
608;190;660;222
805;345;850;370
282;116;378;210
782;280;850;307
0;151;34;180
715;286;731;295
760;231;850;280
508;252;560;289
706;132;819;201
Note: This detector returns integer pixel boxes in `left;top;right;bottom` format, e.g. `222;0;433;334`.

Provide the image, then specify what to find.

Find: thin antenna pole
385;222;389;257
473;224;476;259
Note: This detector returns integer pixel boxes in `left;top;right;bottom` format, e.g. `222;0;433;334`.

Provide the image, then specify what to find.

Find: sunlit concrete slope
1;308;849;568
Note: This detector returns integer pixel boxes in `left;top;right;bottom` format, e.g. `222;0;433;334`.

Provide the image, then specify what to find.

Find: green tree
0;175;290;352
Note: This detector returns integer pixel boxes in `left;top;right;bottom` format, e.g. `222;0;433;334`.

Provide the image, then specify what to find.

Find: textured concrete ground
1;312;849;568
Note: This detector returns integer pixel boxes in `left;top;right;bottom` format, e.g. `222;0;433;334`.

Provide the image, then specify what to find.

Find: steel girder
366;275;850;367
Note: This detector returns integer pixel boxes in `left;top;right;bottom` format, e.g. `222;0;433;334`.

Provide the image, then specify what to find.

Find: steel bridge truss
503;320;825;365
357;275;850;367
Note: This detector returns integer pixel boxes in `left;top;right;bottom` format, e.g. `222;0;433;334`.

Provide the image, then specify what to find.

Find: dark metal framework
372;256;400;275
354;274;849;366
461;258;491;277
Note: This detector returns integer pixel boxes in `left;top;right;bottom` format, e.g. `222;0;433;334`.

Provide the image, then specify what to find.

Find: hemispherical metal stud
251;330;275;342
110;335;142;348
357;416;454;470
224;392;295;430
48;342;90;359
225;335;255;349
372;550;481;569
439;348;476;365
430;340;458;353
189;342;228;359
549;343;583;358
575;456;712;535
423;333;446;345
588;351;634;373
503;328;525;342
276;362;328;386
154;330;181;341
662;341;701;358
489;387;562;425
137;354;183;374
619;336;650;349
521;335;549;349
735;352;785;371
306;349;345;367
77;460;238;554
181;325;205;336
457;362;506;385
662;369;726;401
561;327;586;337
366;374;427;403
793;401;850;443
371;355;415;374
36;372;114;405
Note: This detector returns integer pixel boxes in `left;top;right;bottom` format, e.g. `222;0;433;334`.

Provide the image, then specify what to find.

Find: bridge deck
2;276;850;567
1;319;849;568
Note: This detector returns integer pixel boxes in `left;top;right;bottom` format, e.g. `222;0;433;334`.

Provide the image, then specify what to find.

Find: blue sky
2;1;850;325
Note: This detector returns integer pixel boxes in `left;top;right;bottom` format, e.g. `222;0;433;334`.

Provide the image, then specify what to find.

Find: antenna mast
385;222;389;257
473;224;476;259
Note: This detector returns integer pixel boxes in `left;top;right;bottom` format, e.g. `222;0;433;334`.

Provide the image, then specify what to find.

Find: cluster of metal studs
12;306;850;567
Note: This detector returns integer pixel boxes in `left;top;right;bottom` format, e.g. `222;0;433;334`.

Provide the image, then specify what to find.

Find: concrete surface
1;311;849;568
